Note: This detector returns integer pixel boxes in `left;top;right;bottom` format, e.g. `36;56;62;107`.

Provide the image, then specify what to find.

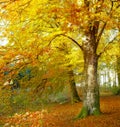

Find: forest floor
0;96;120;127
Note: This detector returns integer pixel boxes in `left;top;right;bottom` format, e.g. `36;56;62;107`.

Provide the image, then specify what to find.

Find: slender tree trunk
103;69;107;87
108;69;111;87
113;67;117;87
116;55;120;95
117;44;120;87
117;57;120;87
69;70;81;104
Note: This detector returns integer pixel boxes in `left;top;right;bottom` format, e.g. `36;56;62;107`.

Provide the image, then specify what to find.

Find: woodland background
0;0;120;126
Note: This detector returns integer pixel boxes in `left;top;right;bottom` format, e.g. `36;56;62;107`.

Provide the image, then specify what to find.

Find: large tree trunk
77;34;101;118
77;53;100;118
69;70;81;104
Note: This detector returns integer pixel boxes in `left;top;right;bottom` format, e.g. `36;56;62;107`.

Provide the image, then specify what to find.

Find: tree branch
98;33;120;58
96;22;107;43
96;0;114;44
48;34;83;51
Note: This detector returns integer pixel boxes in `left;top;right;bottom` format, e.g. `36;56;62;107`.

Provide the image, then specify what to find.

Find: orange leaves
4;110;48;127
42;70;55;79
41;46;51;55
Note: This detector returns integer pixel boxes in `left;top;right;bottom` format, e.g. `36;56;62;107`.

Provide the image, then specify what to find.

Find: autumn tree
50;41;82;103
46;0;120;118
0;0;120;118
0;0;83;103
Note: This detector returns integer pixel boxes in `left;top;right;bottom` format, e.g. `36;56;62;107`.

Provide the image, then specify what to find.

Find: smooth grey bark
77;45;100;118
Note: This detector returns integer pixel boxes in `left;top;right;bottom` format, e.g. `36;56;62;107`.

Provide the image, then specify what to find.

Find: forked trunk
69;70;81;104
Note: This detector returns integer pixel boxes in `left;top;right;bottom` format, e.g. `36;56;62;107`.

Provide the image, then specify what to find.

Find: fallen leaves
1;96;120;127
3;110;47;127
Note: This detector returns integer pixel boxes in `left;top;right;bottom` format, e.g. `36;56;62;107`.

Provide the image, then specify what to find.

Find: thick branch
98;34;120;58
48;34;83;51
110;0;114;12
96;0;114;44
96;22;107;43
